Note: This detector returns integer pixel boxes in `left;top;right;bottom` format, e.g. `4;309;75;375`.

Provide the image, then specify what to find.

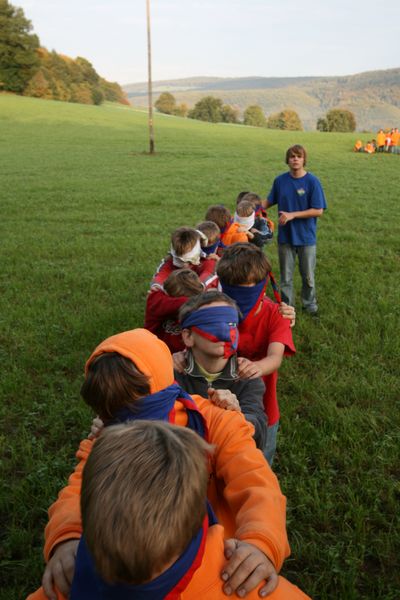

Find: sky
17;0;400;85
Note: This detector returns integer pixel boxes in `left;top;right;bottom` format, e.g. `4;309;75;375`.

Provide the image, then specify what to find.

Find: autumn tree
243;105;266;127
0;0;39;92
221;103;239;124
188;96;223;123
155;92;176;114
325;108;356;132
267;108;303;131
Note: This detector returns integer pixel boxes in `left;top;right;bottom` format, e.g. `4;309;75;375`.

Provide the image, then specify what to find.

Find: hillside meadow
1;94;399;599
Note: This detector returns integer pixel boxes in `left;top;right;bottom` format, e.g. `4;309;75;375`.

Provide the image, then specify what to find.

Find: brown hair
81;353;151;421
81;421;212;585
179;290;238;324
238;192;261;208
205;205;231;231
163;269;204;297
171;227;200;256
196;220;220;245
217;242;271;285
285;144;307;166
236;200;254;218
235;191;249;204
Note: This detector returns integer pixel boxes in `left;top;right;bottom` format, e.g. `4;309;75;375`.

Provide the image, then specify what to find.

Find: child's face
182;301;237;360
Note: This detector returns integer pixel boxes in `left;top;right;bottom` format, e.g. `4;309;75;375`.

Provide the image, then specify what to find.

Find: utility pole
146;0;155;154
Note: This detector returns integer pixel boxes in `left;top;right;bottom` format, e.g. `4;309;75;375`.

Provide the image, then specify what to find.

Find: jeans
263;421;279;466
278;243;318;312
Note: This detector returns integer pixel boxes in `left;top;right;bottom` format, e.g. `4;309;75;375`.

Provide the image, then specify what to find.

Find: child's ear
181;328;194;348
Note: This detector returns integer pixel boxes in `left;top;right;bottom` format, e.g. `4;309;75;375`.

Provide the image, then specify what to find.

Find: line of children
29;194;307;598
28;328;308;599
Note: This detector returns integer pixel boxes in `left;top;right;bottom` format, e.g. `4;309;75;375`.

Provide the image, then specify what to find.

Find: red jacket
144;288;188;352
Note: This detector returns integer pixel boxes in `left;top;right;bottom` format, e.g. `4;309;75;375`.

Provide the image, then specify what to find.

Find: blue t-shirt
268;172;327;246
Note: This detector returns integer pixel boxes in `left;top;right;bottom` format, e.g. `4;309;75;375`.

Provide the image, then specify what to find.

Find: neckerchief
171;239;202;267
220;279;267;321
180;306;239;359
107;383;207;440
70;504;218;600
202;241;219;255
233;211;255;231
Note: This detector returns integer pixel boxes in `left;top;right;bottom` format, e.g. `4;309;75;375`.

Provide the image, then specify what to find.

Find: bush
267;108;303;131
325;108;356;132
154;92;176;114
243;105;266;127
188;96;224;123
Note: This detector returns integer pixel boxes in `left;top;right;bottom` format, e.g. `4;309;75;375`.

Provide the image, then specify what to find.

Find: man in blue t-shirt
264;145;327;315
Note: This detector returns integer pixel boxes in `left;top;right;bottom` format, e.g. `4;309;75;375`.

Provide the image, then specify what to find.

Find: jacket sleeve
196;396;290;571
151;257;174;287
236;377;268;449
43;438;93;561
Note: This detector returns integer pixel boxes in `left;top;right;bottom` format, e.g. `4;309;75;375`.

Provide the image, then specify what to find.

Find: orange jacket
354;140;363;151
40;330;289;571
376;131;386;147
221;222;249;246
29;525;309;600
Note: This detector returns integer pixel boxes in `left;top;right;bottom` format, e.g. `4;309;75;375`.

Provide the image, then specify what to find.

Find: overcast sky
18;0;400;85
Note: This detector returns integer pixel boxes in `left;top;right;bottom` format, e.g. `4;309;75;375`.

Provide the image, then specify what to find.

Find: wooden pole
146;0;155;154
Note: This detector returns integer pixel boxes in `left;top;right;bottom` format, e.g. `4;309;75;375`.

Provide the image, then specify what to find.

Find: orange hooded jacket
28;329;292;599
221;222;249;246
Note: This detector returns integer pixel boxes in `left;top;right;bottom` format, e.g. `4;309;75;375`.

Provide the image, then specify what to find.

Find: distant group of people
354;127;400;154
29;145;327;600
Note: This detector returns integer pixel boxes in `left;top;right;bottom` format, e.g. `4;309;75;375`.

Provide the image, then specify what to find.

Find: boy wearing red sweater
217;243;296;464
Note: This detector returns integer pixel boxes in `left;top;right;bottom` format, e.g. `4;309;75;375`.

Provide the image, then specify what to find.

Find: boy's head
217;242;271;286
179;291;239;360
81;420;212;585
285;144;307;167
82;330;175;420
163;268;204;298
236;192;261;208
205;205;231;232
81;352;151;421
196;220;221;247
234;200;255;232
170;227;205;266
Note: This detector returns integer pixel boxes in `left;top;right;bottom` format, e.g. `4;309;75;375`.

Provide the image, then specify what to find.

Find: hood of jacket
85;329;174;394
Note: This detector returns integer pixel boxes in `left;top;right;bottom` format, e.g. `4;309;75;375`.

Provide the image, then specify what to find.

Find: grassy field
1;94;399;599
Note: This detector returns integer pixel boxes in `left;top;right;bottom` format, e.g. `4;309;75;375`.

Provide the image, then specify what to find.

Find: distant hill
123;68;400;131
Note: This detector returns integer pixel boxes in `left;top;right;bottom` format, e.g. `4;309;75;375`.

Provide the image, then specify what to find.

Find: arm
233;377;267;450
278;207;323;225
197;397;289;568
237;342;285;379
40;437;93;599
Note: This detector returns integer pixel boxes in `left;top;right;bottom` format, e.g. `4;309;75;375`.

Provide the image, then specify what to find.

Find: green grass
1;94;399;599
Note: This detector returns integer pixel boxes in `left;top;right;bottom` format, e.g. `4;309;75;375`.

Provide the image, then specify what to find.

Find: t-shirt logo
296;188;306;196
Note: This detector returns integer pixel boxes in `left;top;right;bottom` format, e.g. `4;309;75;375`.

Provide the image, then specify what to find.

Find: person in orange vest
391;127;399;154
353;140;363;152
376;129;386;152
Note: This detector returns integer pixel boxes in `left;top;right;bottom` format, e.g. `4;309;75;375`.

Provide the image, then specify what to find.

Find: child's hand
208;388;241;412
246;231;255;240
278;302;296;328
278;211;295;225
237;357;263;379
207;253;220;261
221;539;278;597
88;416;104;440
172;350;187;373
42;539;79;600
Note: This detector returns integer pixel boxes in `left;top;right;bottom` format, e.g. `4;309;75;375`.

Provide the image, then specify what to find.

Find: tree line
155;92;356;132
0;0;127;105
